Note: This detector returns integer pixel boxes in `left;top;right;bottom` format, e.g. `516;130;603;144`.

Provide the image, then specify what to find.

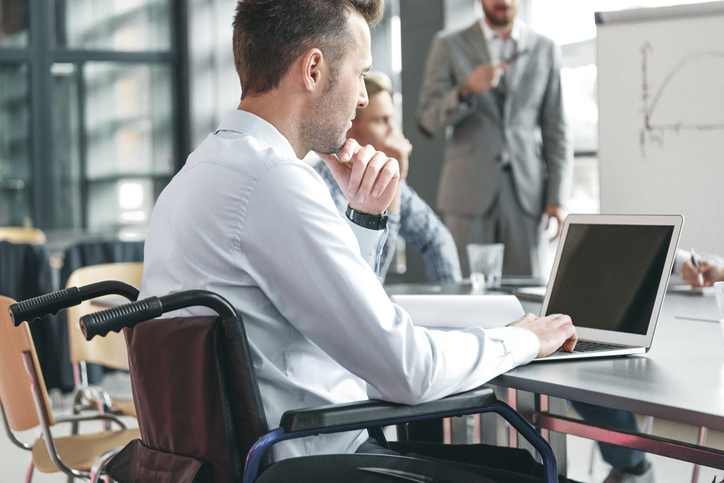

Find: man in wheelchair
138;0;578;481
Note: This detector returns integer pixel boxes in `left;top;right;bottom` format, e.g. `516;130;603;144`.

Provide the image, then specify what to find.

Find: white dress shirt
139;110;539;461
480;17;522;87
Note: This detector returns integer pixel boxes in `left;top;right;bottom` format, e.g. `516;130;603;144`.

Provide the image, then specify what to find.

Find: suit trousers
570;401;645;470
444;168;546;277
356;438;574;483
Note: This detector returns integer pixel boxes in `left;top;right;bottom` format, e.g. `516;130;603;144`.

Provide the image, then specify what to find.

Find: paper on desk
389;294;524;330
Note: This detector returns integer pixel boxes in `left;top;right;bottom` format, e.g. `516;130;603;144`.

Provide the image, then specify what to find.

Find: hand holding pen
681;250;724;287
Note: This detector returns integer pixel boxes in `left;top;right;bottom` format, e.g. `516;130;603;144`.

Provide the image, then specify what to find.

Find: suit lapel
462;22;501;123
504;26;532;120
464;21;491;66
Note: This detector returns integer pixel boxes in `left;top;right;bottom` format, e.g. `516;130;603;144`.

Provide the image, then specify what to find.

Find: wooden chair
65;262;143;420
0;227;46;244
0;296;140;482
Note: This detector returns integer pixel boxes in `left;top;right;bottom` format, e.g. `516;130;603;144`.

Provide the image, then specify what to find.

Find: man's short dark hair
233;0;384;99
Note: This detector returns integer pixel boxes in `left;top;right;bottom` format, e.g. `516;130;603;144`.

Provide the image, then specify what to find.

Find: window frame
0;0;189;229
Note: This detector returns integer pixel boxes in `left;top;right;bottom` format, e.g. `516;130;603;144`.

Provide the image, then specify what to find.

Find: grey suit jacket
416;21;573;218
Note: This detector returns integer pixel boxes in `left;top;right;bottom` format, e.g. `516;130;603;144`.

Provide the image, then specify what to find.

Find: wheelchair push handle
81;297;163;340
80;290;240;340
9;281;140;327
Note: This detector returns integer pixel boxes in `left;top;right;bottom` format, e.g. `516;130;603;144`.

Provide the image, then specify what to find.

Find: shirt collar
480;16;522;44
216;109;299;160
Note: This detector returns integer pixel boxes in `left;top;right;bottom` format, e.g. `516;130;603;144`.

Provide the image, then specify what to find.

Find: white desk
385;284;724;471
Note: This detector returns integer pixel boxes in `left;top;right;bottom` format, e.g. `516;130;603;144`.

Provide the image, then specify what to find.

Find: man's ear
301;48;326;94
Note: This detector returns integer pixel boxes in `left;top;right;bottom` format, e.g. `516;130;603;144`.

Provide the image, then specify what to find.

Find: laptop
530;214;683;361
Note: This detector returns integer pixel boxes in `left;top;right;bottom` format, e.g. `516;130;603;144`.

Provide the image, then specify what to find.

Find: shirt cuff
483;326;540;366
345;217;388;272
673;248;690;275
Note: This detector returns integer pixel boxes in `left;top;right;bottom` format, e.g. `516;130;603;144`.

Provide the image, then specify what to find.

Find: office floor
1;373;722;482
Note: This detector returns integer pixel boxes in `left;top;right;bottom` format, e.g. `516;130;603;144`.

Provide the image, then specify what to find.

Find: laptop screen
545;223;674;335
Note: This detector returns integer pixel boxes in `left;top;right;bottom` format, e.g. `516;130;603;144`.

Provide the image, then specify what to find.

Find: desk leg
538;394;567;476
691;426;708;483
511;391;568;476
508;388;518;448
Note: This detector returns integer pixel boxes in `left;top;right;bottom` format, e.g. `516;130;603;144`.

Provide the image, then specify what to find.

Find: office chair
74;287;558;483
64;262;143;422
0;295;140;482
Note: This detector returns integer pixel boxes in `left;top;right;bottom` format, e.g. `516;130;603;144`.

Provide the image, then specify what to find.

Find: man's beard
483;6;515;27
302;83;349;155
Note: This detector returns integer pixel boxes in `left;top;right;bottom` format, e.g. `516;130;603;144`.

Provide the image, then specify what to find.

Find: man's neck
238;93;306;159
484;17;514;40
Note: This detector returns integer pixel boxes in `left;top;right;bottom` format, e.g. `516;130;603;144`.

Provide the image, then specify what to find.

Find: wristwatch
345;205;388;230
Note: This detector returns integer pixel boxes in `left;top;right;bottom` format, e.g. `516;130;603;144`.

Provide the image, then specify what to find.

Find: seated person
139;1;577;481
312;72;461;283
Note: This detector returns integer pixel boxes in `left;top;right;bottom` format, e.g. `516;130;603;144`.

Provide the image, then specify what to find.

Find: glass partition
51;62;82;229
84;61;173;230
0;63;30;226
56;0;171;51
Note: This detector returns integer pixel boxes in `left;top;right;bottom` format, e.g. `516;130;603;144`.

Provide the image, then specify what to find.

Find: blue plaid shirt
314;161;462;283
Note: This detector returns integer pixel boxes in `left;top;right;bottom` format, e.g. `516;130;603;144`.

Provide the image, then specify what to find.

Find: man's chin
312;136;347;156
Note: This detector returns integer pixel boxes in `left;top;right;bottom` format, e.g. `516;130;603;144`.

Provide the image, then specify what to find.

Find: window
0;0;188;232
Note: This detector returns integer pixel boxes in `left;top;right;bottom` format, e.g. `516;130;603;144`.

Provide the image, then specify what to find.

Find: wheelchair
12;284;558;483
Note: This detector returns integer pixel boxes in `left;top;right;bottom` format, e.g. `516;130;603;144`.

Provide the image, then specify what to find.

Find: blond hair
363;72;393;97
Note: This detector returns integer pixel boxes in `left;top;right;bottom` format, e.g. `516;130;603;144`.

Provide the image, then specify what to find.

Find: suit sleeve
540;43;573;207
416;34;477;138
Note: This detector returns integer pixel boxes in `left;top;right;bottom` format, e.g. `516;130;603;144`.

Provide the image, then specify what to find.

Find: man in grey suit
418;4;654;481
416;0;572;277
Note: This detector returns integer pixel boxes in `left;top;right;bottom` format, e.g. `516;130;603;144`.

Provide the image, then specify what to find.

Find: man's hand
544;204;566;240
509;313;577;359
463;62;506;97
681;259;724;287
317;139;400;216
378;130;412;180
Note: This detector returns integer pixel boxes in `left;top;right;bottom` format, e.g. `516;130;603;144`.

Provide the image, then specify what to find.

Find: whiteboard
597;2;724;255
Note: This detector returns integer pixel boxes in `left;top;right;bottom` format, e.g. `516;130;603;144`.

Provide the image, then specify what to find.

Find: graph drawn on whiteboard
640;41;724;156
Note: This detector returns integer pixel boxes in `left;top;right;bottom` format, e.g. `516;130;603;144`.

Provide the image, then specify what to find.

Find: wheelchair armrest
279;386;496;433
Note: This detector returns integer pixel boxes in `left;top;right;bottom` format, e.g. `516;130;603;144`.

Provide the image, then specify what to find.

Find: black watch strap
345;205;388;230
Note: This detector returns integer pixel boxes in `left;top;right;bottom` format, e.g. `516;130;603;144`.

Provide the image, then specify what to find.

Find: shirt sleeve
241;162;540;405
398;182;462;283
313;160;388;275
674;248;724;274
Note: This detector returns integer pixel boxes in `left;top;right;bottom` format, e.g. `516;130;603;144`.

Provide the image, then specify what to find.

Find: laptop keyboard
557;340;629;354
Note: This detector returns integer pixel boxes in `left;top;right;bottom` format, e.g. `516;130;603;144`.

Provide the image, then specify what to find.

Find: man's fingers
370;158;399;198
337;138;361;162
559;321;578;352
546;313;577;354
347;144;377;198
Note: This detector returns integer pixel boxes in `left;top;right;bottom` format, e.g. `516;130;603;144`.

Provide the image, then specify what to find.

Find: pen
690;249;704;286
